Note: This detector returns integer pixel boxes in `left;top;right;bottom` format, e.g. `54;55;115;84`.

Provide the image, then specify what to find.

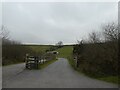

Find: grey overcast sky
2;2;117;45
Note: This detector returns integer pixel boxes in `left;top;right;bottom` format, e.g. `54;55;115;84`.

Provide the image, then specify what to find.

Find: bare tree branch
0;25;10;39
89;31;100;43
103;22;118;41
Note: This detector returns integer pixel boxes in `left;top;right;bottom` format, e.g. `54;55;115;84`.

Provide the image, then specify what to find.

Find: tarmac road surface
2;58;118;88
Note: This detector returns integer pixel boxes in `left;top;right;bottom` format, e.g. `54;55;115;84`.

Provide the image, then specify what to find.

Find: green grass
56;46;73;58
39;59;57;69
56;45;78;70
97;76;119;84
3;45;51;66
25;45;57;69
56;46;77;69
27;45;73;70
3;61;24;66
28;45;51;53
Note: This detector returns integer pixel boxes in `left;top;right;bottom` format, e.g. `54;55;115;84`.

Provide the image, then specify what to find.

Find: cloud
2;2;117;45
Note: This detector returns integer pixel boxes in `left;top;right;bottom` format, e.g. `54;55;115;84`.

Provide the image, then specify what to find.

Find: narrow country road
3;58;118;88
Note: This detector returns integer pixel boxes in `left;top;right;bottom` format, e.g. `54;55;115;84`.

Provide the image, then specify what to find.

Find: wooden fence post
25;54;29;69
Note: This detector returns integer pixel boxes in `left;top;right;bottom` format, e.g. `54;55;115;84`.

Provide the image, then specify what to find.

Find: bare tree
102;22;118;41
89;31;100;43
0;25;9;39
77;40;83;44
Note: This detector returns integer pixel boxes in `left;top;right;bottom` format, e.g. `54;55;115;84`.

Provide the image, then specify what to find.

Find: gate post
25;54;29;69
35;56;39;69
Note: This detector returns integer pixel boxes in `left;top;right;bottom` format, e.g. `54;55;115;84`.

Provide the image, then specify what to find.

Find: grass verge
69;58;119;84
38;59;57;69
97;76;119;84
3;60;24;66
69;57;119;84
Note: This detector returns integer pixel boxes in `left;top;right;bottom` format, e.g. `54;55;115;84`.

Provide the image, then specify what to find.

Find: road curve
3;58;118;88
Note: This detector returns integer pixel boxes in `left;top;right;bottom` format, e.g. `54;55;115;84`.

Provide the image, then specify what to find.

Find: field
26;45;73;58
56;45;76;69
3;45;51;66
27;45;51;53
56;45;73;58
